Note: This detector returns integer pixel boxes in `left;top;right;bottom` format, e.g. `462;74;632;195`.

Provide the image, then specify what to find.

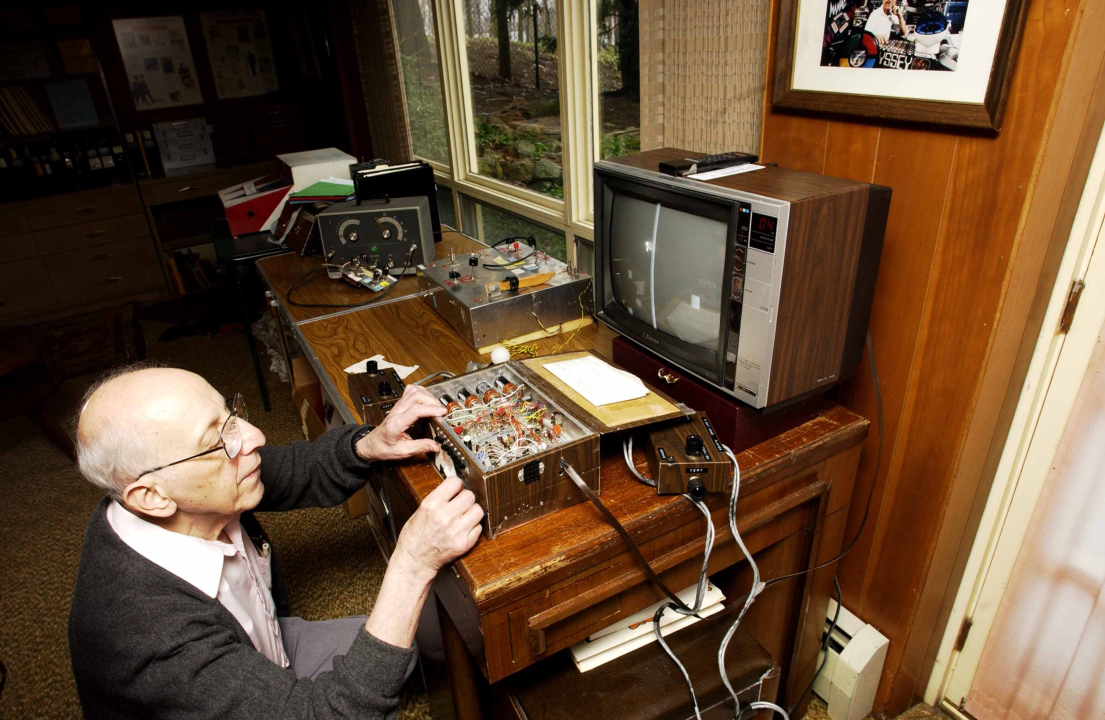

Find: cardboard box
277;148;356;191
291;357;325;441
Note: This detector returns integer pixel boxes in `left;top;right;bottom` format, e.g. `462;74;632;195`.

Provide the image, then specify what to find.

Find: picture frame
772;0;1031;130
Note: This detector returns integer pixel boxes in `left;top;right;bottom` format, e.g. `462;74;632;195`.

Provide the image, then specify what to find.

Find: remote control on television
659;151;759;177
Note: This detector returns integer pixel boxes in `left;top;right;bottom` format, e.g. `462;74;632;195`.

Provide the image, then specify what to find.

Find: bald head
76;366;223;500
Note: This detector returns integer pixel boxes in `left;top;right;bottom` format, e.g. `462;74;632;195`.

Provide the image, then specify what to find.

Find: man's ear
121;478;177;519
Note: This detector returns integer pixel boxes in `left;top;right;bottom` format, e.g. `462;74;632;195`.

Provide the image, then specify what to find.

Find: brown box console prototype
426;364;600;539
645;413;731;498
424;351;688;539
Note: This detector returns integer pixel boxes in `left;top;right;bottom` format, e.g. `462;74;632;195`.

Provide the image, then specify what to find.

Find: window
390;0;604;267
462;0;563;200
394;0;450;165
595;1;640;160
436;185;458;228
459;194;566;261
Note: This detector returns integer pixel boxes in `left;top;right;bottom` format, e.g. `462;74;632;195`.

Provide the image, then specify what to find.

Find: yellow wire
550;280;592;354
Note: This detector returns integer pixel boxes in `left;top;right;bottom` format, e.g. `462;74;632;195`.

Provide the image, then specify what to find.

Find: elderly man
68;366;483;719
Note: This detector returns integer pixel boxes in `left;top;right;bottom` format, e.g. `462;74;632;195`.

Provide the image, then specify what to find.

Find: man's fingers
399;386;445;415
449;487;476;513
387;438;440;459
428;476;464;504
460;501;484;528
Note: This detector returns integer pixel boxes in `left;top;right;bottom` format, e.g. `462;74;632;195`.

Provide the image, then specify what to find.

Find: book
166;254;185;294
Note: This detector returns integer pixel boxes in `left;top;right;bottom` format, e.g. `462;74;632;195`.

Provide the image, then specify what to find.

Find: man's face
137;372;267;518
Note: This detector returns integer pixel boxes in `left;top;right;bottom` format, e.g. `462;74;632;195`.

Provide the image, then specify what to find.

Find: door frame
924;123;1105;715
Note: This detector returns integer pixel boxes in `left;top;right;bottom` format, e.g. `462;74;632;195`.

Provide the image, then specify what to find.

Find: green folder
291;180;355;198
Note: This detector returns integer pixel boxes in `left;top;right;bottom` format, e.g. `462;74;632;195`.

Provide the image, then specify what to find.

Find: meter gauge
337;217;362;245
374;214;405;242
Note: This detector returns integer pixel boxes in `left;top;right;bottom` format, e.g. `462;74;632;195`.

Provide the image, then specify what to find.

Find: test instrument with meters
317;196;434;277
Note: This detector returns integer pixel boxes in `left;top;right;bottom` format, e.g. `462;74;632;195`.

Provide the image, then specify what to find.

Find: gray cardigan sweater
68;425;415;719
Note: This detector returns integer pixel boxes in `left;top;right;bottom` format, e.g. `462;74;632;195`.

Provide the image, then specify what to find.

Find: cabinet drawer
0;258;57;319
25;185;144;231
47;237;161;304
141;164;275;207
35;213;151;255
0;204;29;237
0;232;39;263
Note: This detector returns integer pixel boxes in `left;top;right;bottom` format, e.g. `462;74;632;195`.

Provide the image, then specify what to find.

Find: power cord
787;576;842;717
610;328;883;720
764;327;884;589
621;438;789;719
286;246;415;309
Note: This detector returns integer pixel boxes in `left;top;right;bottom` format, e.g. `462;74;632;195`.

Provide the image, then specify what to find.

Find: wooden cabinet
0;184;164;323
138;161;276;297
0;258;58;320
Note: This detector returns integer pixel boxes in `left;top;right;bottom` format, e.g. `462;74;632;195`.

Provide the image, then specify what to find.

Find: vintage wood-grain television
594;150;891;410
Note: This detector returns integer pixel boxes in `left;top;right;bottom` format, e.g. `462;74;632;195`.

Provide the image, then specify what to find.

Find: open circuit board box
426;351;688;539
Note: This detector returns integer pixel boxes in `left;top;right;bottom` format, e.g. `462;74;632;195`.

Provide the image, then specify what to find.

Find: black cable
764;327;884;589
482;235;537;269
787;576;843;717
286;249;414;309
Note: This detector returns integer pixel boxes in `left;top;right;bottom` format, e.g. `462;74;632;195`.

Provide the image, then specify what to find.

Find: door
927;125;1105;719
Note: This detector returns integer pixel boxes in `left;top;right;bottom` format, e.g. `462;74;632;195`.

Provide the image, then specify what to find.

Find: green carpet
0;319;427;719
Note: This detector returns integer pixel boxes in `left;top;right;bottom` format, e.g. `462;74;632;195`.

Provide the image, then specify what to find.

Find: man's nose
238;419;266;454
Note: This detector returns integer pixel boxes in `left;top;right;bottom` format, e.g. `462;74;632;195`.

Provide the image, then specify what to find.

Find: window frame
400;0;605;265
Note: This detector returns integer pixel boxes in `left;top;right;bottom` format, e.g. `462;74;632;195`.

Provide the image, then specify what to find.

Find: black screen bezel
594;168;739;386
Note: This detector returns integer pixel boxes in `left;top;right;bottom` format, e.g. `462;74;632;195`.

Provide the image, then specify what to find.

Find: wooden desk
257;231;487;326
256;242;868;718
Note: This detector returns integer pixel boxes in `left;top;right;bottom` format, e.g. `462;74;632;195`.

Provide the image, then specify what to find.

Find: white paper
200;12;279;100
543;355;648;407
112;17;204;109
344;354;418;379
569;582;726;672
688;164;764;180
323;176;354;186
586;582;725;645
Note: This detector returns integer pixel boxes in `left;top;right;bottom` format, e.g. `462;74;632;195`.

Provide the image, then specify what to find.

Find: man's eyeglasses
134;394;248;481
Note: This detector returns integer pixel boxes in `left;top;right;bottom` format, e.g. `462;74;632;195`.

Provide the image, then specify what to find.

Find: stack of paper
344;354;419;379
543;355;649;407
570;582;726;672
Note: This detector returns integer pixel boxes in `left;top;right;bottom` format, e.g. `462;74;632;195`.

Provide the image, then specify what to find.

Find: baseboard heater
812;598;889;720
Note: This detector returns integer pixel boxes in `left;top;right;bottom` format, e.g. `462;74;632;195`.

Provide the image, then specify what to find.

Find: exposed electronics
349;158;442;242
658;151;759;178
317;196;433;278
594;150;890;410
347;360;407;426
426;362;600;539
340;262;397;293
644;413;730;498
418;246;594;351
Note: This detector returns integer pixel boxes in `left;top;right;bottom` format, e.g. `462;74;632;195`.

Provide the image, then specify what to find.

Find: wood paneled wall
753;0;1105;712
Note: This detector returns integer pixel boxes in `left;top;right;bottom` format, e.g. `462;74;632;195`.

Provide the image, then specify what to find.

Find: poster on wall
773;0;1027;129
200;11;279;100
112;17;203;110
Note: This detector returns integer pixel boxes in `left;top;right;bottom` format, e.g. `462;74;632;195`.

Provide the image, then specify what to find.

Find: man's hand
392;477;484;583
355;385;445;462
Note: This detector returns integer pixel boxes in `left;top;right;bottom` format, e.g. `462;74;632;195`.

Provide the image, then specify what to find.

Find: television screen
608;193;729;354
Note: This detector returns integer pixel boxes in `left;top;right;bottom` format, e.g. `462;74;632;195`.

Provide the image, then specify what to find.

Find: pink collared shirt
106;501;289;667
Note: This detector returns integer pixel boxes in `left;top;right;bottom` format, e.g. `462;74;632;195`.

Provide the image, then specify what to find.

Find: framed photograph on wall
772;0;1030;130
